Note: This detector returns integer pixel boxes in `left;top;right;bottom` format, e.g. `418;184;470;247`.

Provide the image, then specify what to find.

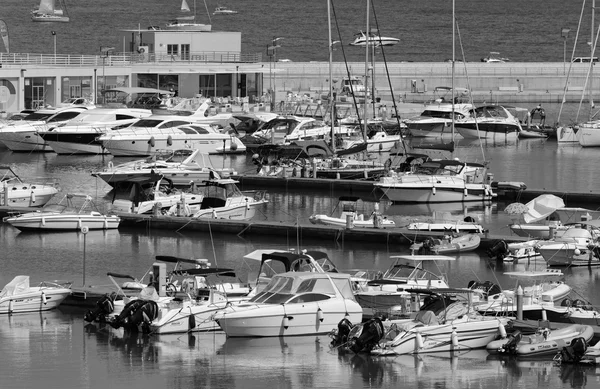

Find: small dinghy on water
486;324;594;357
410;233;480;254
309;196;395;229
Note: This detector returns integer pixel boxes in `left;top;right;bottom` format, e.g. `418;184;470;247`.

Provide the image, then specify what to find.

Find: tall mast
451;0;455;145
590;0;595;120
328;0;335;150
363;0;370;141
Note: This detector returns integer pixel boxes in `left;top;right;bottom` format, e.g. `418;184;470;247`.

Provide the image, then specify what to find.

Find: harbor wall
271;61;594;104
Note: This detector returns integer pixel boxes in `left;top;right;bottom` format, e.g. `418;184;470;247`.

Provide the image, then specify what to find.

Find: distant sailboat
165;0;212;31
31;0;70;23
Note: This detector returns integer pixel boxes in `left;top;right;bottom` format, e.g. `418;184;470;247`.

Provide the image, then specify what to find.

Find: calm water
2;1;600;387
0;0;594;62
3;131;600;388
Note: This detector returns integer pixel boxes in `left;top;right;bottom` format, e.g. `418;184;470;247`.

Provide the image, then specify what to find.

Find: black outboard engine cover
487;240;509;261
330;318;354;348
128;300;159;333
349;317;385;354
499;330;522;354
84;292;117;323
560;337;588;363
110;299;148;329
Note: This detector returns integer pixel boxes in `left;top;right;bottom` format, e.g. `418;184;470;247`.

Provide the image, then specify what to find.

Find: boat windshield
20;112;54;121
248;274;338;304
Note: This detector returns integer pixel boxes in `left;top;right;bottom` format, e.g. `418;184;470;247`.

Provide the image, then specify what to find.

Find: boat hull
217;301;363;337
0;288;71;314
376;184;495;203
455;123;520;140
309;214;395;228
373;318;508;355
538;243;600;267
6;213;121;231
41;132;107;155
0;131;51;152
192;200;267;221
0;187;59;207
101;137;246;157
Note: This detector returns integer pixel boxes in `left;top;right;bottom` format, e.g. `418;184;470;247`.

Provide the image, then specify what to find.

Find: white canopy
522;194;565;224
0;276;30;298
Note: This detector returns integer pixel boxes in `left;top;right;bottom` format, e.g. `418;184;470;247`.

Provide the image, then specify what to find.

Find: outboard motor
84;292;118;323
349;317;385;354
110;299;149;329
487;240;509;261
498;330;522;354
128;300;160;334
468;280;502;300
330;318;354;348
559;337;588;364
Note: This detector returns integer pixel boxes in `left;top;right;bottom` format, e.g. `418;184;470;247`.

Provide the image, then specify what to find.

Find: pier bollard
311;159;317;178
346;214;354;229
516;285;523;320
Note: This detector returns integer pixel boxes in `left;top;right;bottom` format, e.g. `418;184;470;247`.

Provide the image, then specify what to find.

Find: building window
181;44;190;61
167;44;178;58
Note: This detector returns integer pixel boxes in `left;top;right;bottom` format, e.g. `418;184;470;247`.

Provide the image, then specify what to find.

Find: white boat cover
523;194;565;224
0;276;30;298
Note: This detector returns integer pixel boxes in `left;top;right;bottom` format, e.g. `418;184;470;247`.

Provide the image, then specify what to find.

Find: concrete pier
273;61;594;104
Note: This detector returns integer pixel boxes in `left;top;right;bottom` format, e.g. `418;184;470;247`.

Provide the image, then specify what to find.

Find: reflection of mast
362;0;369;141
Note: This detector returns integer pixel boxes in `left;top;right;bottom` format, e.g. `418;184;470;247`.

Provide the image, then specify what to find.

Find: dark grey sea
1;1;600;388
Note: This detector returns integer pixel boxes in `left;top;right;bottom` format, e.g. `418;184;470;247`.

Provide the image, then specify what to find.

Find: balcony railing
0;51;263;67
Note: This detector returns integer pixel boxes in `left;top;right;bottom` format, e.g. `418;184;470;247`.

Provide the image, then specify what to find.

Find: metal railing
0;51;263;67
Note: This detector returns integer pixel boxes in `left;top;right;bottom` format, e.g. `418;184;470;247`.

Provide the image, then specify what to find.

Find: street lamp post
51;31;56;61
267;37;283;111
562;27;571;75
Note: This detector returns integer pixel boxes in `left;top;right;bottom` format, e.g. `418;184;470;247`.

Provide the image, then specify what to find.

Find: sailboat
165;0;212;31
31;0;70;23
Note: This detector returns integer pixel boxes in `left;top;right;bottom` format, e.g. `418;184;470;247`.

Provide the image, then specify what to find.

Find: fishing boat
3;194;120;231
0;166;59;208
410;233;481;254
214;271;363;337
0;276;72;314
486;324;594;357
31;0;70;22
309;196;395;229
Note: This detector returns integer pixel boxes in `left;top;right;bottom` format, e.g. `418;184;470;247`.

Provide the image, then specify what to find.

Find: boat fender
432;186;436;195
464;187;468;197
188;313;196;331
498;321;507;338
8;299;13;314
574;248;581;256
451;328;459;348
317;308;324;322
31;191;36;204
167;135;173;146
415;332;424;350
41;216;45;226
283;315;290;329
103;219;109;229
41;291;47;305
230;139;238;151
148;136;155;147
108;160;114;170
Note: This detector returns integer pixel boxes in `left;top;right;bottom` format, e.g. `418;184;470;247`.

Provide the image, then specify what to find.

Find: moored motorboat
410;233;481;254
406;216;487;233
537;225;600;267
309;196;395;229
375;159;496;203
454;105;522;140
215;271;363;337
369;289;510;355
1;166;60;208
0;276;72;314
486;324;594;357
3;193;120;231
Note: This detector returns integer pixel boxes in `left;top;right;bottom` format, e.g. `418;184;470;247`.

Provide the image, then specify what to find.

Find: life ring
165;283;177;297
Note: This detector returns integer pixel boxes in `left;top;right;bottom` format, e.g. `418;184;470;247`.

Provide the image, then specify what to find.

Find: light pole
51;31;56;61
267;37;283;111
562;27;571;75
80;226;89;286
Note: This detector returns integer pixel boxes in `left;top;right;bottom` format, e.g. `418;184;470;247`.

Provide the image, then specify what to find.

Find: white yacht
454;105;522;140
0;106;90;152
375;159;496;203
37;108;153;154
405;103;473;138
